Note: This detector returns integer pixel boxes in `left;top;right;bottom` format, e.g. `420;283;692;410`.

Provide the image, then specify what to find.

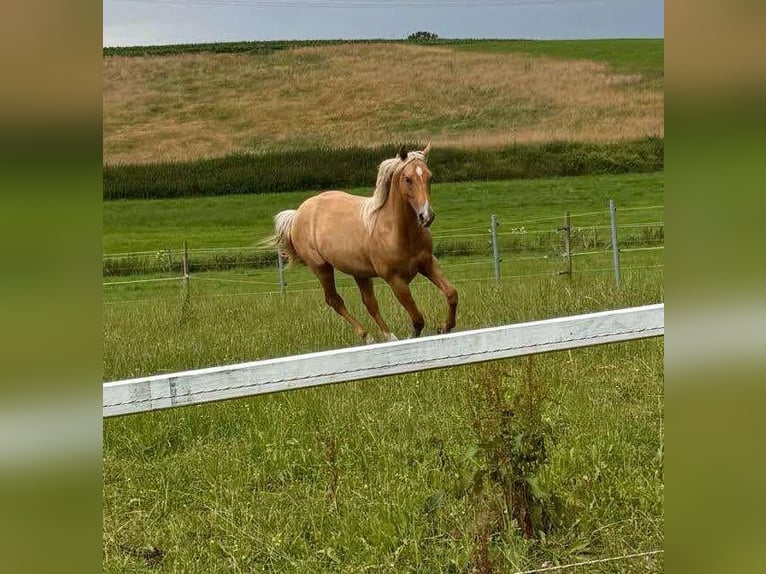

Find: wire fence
103;263;664;306
103;202;664;304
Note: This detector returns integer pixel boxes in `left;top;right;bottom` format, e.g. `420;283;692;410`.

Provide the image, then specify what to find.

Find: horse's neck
380;182;420;241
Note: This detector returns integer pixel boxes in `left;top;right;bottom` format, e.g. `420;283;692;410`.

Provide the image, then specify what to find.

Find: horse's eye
404;176;412;185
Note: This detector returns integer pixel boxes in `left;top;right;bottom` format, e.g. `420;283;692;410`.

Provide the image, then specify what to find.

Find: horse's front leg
355;277;397;342
385;275;425;338
420;255;458;334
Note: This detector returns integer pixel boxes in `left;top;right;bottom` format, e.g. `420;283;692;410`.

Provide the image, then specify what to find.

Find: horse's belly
326;252;377;278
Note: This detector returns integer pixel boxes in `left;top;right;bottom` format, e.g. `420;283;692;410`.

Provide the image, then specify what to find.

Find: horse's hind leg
314;264;369;342
355;277;397;342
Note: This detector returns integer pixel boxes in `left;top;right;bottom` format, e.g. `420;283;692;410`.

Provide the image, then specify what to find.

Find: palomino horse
267;142;457;342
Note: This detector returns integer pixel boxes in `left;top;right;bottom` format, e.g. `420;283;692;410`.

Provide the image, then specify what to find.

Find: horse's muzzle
418;203;435;228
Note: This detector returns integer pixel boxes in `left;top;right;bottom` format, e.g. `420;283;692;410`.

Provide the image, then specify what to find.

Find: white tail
264;209;299;263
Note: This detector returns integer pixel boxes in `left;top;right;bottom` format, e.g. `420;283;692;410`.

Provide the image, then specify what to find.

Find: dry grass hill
103;42;663;165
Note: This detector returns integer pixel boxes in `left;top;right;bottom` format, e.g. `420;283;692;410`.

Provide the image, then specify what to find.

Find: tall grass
103;138;663;200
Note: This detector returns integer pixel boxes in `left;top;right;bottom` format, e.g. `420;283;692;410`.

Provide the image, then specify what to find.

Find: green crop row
103;137;663;201
102;38;510;58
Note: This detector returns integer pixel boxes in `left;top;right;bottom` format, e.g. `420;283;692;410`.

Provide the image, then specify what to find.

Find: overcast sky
103;0;664;47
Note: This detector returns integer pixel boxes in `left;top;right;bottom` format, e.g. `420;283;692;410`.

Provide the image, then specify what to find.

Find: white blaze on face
415;166;423;180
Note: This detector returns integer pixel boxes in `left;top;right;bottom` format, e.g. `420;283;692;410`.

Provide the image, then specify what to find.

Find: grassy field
454;39;664;81
103;40;663;164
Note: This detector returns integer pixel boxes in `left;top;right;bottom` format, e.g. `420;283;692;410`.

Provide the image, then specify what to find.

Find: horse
266;142;457;342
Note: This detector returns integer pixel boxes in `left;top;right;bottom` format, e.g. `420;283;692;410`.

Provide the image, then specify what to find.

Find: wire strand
619;205;664;212
190;275;279;286
103;276;184;287
509;549;663;574
621;246;664;253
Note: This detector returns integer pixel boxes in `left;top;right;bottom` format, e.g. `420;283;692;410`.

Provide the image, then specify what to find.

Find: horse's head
396;141;434;228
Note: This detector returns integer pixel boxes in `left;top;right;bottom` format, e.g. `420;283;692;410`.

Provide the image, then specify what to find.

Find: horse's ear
398;144;408;161
422;140;432;160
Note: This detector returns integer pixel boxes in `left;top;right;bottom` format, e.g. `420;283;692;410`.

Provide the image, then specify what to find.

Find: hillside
103;40;663;166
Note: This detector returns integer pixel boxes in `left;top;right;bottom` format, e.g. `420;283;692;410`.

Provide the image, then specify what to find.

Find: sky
103;0;664;47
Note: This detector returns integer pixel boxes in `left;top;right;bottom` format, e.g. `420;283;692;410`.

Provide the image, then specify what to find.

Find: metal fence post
490;214;501;284
277;250;286;297
609;199;621;287
182;241;189;291
179;241;190;315
560;211;572;278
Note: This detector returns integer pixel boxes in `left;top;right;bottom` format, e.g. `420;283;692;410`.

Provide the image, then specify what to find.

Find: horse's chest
382;250;429;280
370;232;431;279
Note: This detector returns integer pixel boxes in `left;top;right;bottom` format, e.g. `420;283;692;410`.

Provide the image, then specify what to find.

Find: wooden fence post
609;199;621;287
490;214;501;285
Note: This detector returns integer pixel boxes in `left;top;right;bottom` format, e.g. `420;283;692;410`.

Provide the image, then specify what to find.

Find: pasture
103;170;663;572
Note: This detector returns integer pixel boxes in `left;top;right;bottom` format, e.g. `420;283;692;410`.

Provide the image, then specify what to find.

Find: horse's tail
263;209;301;264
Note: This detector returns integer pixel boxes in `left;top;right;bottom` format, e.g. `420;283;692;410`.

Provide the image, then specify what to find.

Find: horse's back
297;190;364;229
301;190;364;209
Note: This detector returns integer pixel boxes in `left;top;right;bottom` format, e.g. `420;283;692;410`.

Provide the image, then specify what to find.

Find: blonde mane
361;150;427;232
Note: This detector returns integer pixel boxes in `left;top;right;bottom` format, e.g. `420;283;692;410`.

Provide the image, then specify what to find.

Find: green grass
103;138;663;200
104;265;663;572
103;171;664;255
453;39;664;79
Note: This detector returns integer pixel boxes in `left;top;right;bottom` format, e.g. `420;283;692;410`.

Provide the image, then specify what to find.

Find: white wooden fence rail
103;304;664;418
